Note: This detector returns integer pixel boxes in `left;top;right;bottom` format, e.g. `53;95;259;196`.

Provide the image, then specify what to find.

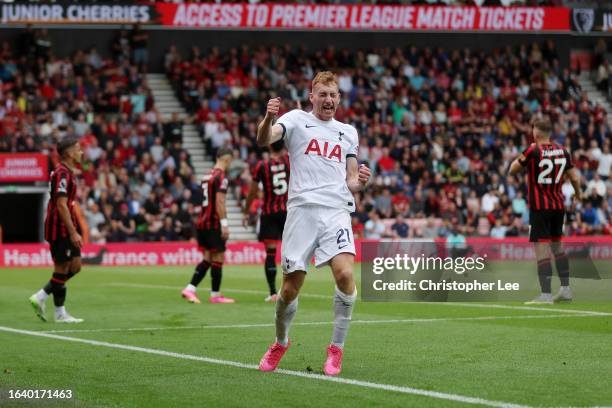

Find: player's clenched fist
358;164;371;185
266;97;281;117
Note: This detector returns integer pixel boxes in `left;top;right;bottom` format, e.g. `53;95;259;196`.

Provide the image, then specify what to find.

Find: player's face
68;144;84;163
218;154;233;169
310;82;340;121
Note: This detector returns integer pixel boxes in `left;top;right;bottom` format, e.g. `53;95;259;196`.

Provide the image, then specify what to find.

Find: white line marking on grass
37;313;610;334
110;282;610;316
108;282;332;299
429;302;611;316
0;325;530;408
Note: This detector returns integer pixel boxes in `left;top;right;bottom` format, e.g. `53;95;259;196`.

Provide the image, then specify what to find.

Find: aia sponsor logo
304;139;342;162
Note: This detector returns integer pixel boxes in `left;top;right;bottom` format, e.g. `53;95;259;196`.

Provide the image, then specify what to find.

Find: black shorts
49;238;81;263
529;210;565;242
258;212;287;243
197;228;226;253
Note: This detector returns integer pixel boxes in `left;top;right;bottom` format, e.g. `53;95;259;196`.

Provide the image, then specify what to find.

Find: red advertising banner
0;153;48;183
0;241;269;268
1;237;610;268
156;4;570;32
0;3;570;32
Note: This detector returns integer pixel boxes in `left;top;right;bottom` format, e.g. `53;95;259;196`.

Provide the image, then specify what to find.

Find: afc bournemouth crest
573;9;594;33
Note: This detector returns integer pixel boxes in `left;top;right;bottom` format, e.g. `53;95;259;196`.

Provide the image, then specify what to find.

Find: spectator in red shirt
392;192;409;216
377;147;396;174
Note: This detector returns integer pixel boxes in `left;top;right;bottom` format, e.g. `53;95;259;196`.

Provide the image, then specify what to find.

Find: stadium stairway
146;73;257;241
578;72;612;130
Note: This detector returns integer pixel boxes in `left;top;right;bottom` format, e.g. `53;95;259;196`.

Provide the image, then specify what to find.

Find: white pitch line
36;313;609;334
110;282;610;316
0;325;530;408
108;282;332;299
429;302;611;316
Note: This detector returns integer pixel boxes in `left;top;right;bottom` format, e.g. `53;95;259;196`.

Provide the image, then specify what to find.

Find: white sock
332;286;357;349
210;291;220;297
186;284;197;292
55;306;66;316
560;286;570;290
275;296;298;346
36;289;48;301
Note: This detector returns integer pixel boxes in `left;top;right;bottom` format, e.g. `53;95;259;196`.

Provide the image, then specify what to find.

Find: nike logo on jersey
305;124;317;128
304;139;342;162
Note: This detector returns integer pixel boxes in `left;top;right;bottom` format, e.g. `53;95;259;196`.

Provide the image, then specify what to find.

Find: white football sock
36;289;48;301
186;284;197;292
275;296;298;346
332;286;357;349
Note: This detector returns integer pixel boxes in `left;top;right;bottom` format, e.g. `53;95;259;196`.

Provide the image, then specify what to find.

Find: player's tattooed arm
346;157;371;193
257;97;284;146
216;191;229;240
57;196;82;248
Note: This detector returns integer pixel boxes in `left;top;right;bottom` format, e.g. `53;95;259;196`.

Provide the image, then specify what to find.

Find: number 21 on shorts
336;228;352;249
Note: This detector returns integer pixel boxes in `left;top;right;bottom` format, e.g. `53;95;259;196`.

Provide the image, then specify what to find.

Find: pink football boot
209;295;236;304
259;340;290;372
181;289;201;304
323;344;344;376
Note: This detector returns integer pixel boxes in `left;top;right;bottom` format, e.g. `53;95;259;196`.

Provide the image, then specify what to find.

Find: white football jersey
277;109;359;212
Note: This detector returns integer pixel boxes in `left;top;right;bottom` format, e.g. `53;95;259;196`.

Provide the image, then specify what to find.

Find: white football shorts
281;205;356;273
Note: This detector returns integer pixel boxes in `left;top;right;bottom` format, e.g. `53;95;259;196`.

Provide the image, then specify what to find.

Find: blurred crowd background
0;23;609;243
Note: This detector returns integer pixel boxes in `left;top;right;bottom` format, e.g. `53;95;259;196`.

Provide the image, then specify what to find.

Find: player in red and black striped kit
181;147;235;304
510;118;583;304
243;140;290;302
29;137;85;323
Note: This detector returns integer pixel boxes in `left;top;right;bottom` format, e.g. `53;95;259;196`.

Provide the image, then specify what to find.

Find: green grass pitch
1;263;611;407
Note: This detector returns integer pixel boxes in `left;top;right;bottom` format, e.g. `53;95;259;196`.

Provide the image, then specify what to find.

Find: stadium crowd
0;27;200;243
0;27;610;242
166;39;611;239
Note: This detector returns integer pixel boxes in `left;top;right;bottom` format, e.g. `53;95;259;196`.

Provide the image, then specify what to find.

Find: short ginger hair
312;71;339;91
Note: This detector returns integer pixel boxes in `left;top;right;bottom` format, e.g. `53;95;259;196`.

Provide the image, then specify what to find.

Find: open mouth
323;105;334;113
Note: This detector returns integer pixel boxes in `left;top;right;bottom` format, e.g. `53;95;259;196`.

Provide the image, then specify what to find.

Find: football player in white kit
256;71;371;376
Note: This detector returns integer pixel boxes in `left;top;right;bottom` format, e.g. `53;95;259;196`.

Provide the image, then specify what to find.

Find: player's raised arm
346;156;370;193
257;97;284;147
